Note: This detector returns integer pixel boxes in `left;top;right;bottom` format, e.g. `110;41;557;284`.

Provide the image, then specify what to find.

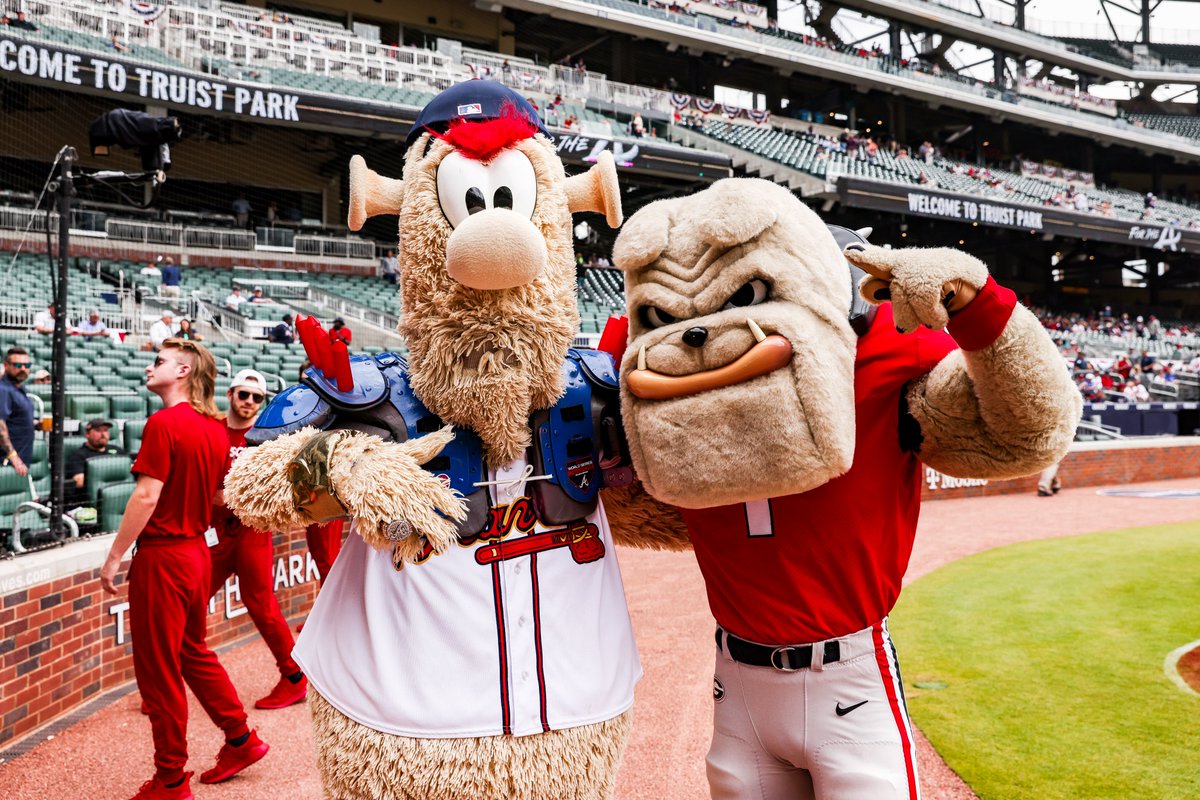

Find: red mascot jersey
681;278;1016;644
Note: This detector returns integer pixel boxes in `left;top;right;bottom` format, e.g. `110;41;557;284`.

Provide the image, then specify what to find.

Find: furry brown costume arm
845;244;1081;479
601;480;691;550
224;426;468;563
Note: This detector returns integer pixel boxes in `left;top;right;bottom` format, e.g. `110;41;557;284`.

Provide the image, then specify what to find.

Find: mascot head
349;80;621;465
614;178;867;508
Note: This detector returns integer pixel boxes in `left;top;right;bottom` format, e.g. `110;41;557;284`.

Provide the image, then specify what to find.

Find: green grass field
890;523;1200;800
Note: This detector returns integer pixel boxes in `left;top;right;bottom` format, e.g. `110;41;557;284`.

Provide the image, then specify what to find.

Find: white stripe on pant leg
873;621;921;800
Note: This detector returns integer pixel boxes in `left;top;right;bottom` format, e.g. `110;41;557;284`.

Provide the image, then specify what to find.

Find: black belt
717;629;842;672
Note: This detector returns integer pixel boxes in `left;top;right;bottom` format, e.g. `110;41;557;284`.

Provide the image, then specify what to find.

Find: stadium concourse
1;476;1199;799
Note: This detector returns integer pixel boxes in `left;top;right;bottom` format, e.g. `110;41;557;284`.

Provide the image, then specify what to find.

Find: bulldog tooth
637;345;647;371
747;318;766;343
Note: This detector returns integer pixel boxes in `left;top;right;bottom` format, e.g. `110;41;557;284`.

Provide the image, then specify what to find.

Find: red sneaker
129;772;194;800
199;730;269;784
255;675;307;709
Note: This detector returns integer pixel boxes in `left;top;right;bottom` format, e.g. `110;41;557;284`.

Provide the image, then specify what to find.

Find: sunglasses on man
235;390;265;403
7;362;30;369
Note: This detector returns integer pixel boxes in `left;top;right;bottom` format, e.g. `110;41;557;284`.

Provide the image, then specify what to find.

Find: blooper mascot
223;81;687;800
612;178;1082;800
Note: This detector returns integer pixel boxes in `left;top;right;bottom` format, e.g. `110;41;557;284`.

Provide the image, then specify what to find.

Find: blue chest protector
249;349;629;537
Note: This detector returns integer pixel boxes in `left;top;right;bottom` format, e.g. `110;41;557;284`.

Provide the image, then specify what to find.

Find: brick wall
922;439;1200;500
0;528;322;748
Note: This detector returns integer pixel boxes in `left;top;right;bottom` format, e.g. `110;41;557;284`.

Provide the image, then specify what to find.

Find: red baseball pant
209;523;299;677
130;536;249;783
305;518;344;586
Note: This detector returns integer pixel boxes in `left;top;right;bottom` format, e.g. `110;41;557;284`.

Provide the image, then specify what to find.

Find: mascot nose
445;209;546;290
682;327;708;348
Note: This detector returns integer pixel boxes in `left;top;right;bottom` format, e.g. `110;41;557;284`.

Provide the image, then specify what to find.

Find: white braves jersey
292;455;642;738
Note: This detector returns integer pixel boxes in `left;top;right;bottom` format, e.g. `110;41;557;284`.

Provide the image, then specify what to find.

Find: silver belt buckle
770;646;801;672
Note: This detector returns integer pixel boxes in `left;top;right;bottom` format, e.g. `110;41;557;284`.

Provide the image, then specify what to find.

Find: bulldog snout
445;209;546;290
682;327;708;348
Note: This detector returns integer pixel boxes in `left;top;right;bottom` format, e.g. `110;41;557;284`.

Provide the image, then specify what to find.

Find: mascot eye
436;149;538;229
723;279;770;309
639;306;677;329
465;187;487;215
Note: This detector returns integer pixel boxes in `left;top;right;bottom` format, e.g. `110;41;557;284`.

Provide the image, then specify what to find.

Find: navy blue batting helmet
405;80;550;150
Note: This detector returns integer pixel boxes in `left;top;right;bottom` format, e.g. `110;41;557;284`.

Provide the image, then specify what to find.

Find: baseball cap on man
86;419;112;431
405;80;549;149
229;369;267;392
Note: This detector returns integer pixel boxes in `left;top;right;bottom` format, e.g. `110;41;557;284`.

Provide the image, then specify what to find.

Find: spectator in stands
1123;379;1150;402
329;318;352;345
109;35;128;52
1147;314;1162;340
268;314;295;345
265;201;278;227
232;194;252;229
0;347;34;477
99;339;269;798
65;419;123;507
225;286;246;311
33;303;56;335
74;309;108;338
176;318;204;342
32;369;50;385
5;11;37;31
160;257;182;299
1139;349;1156;371
380;249;398;284
145;310;176;352
630;113;646;138
140;259;162;279
249;286;269;303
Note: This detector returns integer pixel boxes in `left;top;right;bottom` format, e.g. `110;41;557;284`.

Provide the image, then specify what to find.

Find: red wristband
946;275;1017;352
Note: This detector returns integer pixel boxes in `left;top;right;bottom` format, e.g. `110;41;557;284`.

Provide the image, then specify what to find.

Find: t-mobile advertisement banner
0;34;727;179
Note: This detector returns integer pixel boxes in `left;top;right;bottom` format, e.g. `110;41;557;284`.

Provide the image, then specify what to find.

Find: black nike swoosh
835;700;868;717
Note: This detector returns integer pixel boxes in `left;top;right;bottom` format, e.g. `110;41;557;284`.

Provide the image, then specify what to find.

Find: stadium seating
1127;113;1200;141
84;455;133;504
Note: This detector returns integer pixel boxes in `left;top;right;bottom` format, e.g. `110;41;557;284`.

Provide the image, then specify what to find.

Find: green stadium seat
99;482;135;532
67;395;109;420
85;455;133;503
109;395;145;420
124;420;146;455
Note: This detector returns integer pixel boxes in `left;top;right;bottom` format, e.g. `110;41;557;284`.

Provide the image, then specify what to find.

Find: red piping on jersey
530;553;550;732
491;562;512;735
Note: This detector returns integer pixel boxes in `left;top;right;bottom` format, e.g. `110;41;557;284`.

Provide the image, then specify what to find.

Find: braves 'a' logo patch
713;677;725;702
566;456;595;491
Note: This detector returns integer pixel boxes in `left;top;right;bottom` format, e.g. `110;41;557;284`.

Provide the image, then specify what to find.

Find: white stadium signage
0;36;301;122
907;192;1045;230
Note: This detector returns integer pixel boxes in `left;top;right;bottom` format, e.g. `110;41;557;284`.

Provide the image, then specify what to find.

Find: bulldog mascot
612;178;1081;800
224;81;686;800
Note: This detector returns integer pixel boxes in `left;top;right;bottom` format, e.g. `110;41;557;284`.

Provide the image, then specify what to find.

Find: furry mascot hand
846;243;988;333
224;425;467;562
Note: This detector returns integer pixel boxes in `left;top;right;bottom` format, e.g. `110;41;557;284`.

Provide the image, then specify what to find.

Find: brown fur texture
224;426;467;560
848;243;989;333
614;178;858;508
398;134;579;466
602;482;691;550
224;426;322;531
326;427;467;557
309;690;632;800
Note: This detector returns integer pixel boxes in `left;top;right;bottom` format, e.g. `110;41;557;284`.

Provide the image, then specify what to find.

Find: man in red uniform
100;339;270;800
210;368;307;708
